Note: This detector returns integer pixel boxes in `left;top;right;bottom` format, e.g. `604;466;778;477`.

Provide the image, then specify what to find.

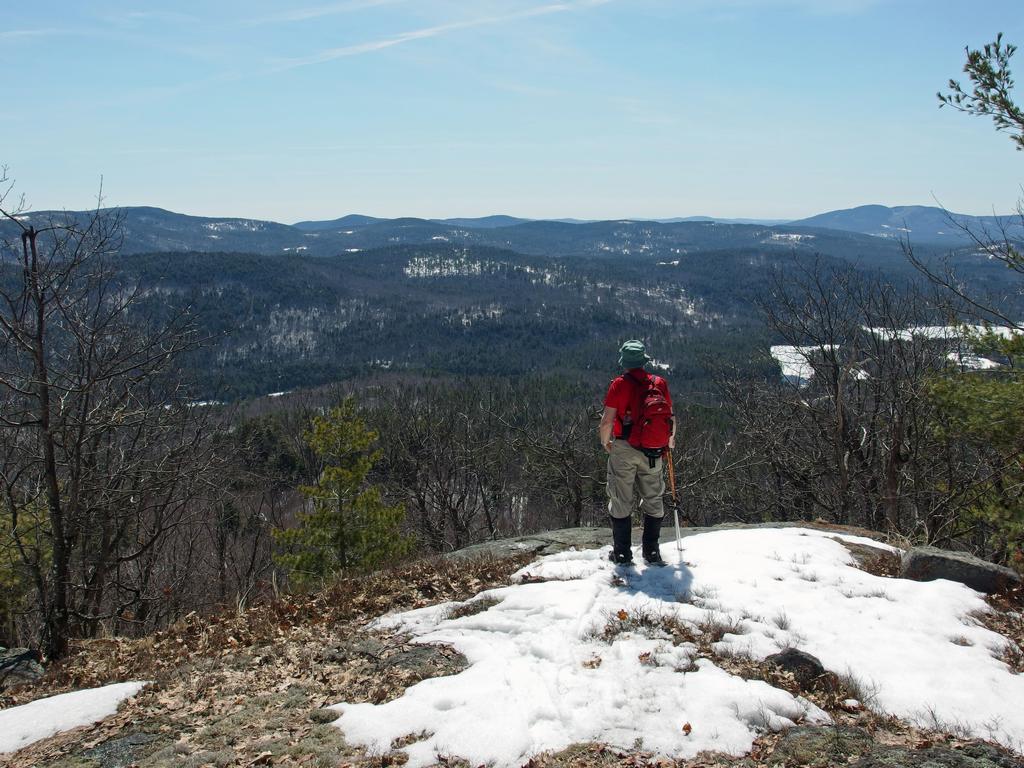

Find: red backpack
622;372;673;465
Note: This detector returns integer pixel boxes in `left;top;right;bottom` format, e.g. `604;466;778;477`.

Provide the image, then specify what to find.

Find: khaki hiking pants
606;439;665;520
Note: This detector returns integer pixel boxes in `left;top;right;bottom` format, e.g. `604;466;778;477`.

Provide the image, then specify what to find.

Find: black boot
608;516;634;565
642;515;665;566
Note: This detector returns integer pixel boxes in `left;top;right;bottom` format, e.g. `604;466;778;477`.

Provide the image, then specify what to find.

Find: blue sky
4;0;1023;221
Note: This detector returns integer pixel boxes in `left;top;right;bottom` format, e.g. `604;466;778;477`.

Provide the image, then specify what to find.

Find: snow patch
203;220;268;232
770;345;822;385
0;682;147;754
862;325;1021;342
947;351;1001;370
331;528;1022;765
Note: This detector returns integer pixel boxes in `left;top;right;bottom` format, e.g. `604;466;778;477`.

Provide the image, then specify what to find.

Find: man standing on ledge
598;340;675;565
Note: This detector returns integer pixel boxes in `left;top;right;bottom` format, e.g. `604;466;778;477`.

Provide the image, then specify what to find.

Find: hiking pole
666;448;683;555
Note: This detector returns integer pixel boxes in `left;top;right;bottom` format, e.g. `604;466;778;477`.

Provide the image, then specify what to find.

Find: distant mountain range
295;214;790;228
290;205;1018;242
788;204;1022;242
3;202;1021;400
294;214;532;230
0;207;899;264
3;205;1019;261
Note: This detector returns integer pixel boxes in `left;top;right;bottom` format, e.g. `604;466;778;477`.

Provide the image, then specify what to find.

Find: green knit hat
618;340;651;369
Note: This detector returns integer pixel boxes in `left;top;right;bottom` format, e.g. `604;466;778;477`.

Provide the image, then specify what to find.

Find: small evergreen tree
0;498;49;646
928;330;1024;565
274;399;410;584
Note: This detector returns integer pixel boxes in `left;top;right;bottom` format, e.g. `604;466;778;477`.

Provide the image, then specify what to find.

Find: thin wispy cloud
0;27;81;40
249;0;408;25
270;0;614;70
681;0;880;13
2;12;196;42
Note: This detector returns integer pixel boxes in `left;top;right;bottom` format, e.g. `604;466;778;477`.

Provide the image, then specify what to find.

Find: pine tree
274;399;410;584
0;498;49;646
928;330;1024;565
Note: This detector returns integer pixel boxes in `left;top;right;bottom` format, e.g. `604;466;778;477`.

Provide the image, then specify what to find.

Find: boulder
765;648;827;688
450;528;613;561
0;647;44;689
771;727;1024;768
900;547;1022;594
852;743;1024;768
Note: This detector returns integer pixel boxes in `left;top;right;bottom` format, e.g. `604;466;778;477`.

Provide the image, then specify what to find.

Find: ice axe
666;448;683;555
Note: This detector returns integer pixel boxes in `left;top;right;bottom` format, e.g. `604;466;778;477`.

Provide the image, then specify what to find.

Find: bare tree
500;404;605;529
722;261;986;543
369;383;553;550
0;173;216;657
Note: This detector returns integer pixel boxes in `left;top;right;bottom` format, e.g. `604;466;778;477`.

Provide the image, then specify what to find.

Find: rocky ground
1;523;1022;768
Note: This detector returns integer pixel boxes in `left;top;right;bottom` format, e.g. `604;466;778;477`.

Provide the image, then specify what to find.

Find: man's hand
599;406;617;454
668;435;676;450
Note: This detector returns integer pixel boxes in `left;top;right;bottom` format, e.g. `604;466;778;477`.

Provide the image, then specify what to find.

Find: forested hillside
122;244;777;399
104;236;1016;400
